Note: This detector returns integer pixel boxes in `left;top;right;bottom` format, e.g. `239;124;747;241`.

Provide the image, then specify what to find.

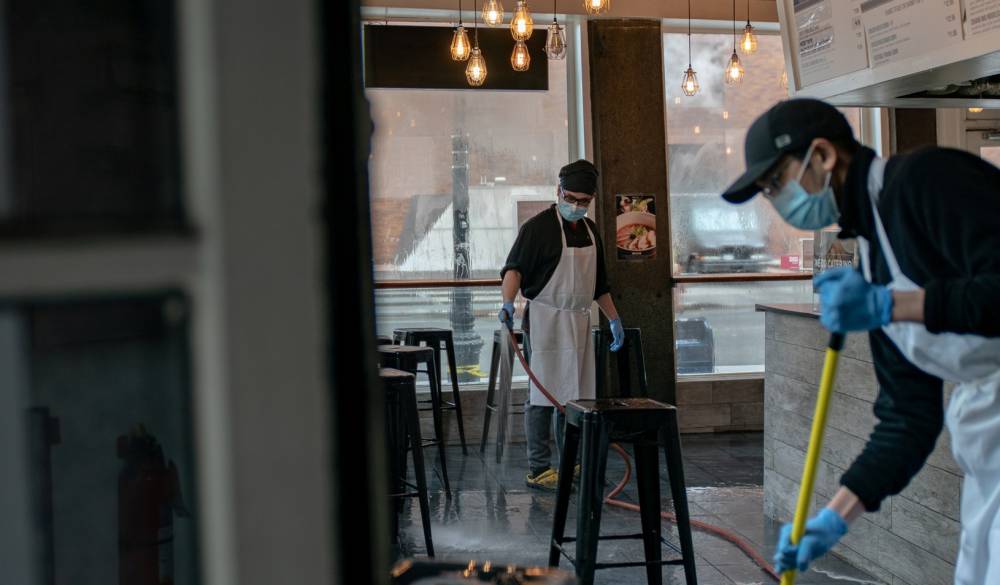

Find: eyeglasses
759;158;793;198
560;189;593;207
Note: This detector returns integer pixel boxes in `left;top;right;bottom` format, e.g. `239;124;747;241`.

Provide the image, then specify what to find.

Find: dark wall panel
364;25;548;90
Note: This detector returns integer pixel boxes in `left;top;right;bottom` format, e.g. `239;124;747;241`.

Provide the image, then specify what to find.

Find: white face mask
769;143;839;230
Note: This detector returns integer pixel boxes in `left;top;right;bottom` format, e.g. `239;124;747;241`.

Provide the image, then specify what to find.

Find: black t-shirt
834;146;1000;513
501;204;611;300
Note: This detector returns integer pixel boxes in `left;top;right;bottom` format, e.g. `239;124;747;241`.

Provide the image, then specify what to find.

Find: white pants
947;373;1000;585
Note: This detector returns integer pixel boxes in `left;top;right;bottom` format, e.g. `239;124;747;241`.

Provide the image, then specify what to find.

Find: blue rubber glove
814;267;893;333
609;319;625;352
499;301;515;328
774;508;848;575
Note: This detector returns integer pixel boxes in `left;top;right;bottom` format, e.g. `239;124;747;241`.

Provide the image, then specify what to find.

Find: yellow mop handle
781;333;845;585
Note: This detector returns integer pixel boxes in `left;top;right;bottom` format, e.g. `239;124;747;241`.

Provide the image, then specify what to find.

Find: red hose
504;328;779;582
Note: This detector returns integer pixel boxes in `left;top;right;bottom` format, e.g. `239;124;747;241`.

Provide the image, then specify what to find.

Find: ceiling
361;0;780;22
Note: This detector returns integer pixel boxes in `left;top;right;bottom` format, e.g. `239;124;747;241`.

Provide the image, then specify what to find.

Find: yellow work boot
525;468;559;491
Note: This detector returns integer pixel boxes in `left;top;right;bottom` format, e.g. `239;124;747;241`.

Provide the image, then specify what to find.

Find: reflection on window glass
366;51;569;281
663;33;861;276
1;0;184;237
0;294;199;584
674;281;813;375
367;31;571;385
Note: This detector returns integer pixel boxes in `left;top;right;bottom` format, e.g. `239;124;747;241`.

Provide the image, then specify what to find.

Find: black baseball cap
721;98;856;203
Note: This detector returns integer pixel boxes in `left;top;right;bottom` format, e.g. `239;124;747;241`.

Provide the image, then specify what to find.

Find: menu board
794;0;869;86
860;0;964;68
964;0;1000;38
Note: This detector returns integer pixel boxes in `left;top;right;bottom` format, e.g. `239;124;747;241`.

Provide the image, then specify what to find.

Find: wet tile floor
397;432;886;585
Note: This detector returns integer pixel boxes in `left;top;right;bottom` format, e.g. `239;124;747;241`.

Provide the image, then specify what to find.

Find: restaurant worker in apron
720;98;1000;583
499;159;625;491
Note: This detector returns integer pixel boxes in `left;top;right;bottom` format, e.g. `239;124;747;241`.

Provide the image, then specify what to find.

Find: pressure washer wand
781;332;846;585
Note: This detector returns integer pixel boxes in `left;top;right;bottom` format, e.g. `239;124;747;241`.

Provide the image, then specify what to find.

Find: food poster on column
616;194;656;260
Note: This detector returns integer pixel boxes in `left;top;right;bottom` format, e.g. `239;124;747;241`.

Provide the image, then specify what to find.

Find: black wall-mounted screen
364;25;548;90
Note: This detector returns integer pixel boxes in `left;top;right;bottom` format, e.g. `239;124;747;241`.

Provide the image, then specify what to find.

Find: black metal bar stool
593;327;647;398
377;334;394;347
480;328;526;462
548;398;697;585
393;327;468;455
378;345;450;494
381;368;434;557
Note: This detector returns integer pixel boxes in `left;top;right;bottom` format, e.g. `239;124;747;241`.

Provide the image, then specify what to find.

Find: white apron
858;187;1000;585
528;207;597;406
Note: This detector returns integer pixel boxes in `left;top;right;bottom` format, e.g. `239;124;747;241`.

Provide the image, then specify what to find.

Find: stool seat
379;344;434;356
394;326;450;333
379;367;414;380
567;399;675;435
377;335;395;347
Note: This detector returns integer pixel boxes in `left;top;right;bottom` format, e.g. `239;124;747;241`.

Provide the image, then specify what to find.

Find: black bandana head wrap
558;159;599;195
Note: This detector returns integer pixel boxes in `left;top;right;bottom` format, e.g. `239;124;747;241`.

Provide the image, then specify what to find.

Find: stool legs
442;336;468;454
480;338;501;454
549;420;580;567
401;385;435;557
495;334;514;464
663;415;697;585
425;361;451;495
576;413;610;585
634;436;663;585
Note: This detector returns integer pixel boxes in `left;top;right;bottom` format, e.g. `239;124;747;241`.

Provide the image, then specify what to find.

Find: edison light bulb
451;26;471;61
725;51;744;85
466;47;488;86
740;23;758;55
511;40;531;71
482;0;504;26
969;107;985;113
585;0;609;15
545;22;567;60
681;66;699;96
511;1;533;41
779;70;788;90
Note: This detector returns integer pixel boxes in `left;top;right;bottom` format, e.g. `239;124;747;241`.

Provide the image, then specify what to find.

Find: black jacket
837;146;1000;511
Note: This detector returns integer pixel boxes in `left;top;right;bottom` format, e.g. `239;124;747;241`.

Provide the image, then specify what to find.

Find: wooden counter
757;304;961;585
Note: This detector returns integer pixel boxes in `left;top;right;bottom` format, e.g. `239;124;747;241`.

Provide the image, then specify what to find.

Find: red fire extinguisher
118;426;187;585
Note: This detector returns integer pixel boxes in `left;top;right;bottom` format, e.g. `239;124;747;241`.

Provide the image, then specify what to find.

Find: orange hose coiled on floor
504;327;779;582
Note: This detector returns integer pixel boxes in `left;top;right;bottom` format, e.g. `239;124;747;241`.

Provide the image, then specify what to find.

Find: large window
663;30;862;376
368;23;572;384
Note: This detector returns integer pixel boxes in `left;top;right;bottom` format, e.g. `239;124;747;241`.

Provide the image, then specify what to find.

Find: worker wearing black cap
723;98;1000;583
500;159;625;491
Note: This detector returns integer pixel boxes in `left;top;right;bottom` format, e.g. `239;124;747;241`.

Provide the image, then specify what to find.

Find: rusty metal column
587;19;676;404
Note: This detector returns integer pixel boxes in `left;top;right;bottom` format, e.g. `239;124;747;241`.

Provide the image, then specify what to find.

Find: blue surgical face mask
558;200;588;222
769;144;839;230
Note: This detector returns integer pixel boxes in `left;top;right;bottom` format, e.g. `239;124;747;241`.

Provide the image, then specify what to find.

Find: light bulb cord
552;0;557;23
732;0;736;52
687;0;692;67
746;0;751;26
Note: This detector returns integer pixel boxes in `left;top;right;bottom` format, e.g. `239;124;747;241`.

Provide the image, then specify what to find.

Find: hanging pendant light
545;0;567;59
725;0;744;85
584;0;610;16
681;0;698;96
482;0;504;26
511;0;533;40
511;40;531;71
467;0;488;86
451;0;472;61
740;0;757;55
